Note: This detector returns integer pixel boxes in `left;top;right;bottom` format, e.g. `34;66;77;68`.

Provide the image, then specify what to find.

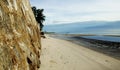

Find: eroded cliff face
0;0;41;70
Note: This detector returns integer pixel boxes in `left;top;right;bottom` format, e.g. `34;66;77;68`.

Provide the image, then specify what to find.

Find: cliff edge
0;0;41;70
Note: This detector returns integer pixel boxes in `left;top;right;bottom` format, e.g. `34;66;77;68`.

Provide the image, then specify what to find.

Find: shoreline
40;35;120;70
47;34;120;60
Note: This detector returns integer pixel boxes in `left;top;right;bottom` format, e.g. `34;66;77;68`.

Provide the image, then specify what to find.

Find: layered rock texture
0;0;41;70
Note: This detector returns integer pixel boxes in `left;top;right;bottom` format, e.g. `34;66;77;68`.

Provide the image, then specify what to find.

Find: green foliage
32;6;45;31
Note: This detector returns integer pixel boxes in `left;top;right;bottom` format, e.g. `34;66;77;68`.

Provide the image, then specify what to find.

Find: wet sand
49;34;120;60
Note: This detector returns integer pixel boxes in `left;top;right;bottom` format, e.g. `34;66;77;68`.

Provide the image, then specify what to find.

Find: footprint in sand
49;60;57;64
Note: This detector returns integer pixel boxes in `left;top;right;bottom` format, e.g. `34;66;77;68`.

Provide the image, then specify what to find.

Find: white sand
39;36;120;70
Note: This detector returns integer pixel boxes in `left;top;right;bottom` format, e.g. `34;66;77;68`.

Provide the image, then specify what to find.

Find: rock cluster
0;0;41;70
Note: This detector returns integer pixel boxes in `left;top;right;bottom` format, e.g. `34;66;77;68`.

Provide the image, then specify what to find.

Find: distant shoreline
45;32;120;37
47;34;120;60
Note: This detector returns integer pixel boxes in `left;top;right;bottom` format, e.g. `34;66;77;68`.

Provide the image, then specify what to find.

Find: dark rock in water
73;36;120;49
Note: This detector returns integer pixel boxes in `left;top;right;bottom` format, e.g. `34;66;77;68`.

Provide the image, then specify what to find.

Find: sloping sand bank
39;36;120;70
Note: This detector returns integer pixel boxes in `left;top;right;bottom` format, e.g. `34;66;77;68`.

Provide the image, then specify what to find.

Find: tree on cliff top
32;6;45;31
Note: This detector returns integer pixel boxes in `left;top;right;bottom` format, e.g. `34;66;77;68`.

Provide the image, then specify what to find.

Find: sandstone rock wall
0;0;41;70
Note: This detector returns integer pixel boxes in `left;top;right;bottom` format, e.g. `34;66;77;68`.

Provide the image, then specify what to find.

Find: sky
30;0;120;25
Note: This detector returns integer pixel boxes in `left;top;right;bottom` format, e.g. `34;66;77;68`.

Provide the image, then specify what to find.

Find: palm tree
36;9;45;31
32;6;45;31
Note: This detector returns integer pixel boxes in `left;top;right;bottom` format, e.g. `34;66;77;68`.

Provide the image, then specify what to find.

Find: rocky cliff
0;0;41;70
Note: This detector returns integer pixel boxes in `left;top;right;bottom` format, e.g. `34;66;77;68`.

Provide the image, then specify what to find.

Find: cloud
30;0;120;24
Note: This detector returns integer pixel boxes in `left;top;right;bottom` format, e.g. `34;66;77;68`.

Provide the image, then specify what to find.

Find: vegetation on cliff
32;6;45;31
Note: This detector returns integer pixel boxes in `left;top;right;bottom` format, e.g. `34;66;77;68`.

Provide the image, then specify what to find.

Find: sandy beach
39;36;120;70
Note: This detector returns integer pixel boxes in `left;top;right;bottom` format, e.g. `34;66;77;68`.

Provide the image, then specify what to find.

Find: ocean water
44;21;120;35
81;36;120;42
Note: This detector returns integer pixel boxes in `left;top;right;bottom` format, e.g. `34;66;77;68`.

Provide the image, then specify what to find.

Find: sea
81;36;120;42
43;21;120;42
